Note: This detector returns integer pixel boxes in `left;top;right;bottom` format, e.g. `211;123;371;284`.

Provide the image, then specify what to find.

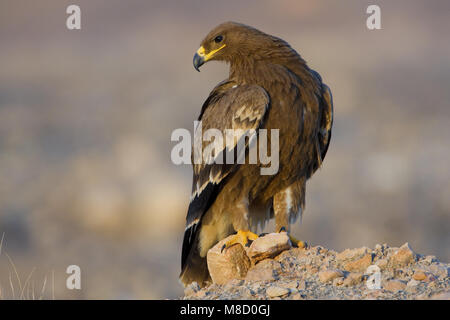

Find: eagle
180;22;333;287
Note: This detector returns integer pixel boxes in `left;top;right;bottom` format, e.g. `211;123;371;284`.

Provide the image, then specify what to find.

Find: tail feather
179;227;211;287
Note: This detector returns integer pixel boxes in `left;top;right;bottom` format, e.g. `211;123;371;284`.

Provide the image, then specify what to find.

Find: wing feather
181;83;270;270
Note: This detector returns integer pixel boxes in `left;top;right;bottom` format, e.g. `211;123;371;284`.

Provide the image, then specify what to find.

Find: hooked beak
193;44;226;72
193;52;205;72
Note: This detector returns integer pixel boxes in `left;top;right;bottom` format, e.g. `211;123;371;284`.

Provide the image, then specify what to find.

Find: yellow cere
196;44;226;61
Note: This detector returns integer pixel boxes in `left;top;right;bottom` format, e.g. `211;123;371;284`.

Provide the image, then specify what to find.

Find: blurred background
0;0;449;299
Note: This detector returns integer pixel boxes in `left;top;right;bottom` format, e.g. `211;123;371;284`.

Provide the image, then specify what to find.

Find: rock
247;232;292;264
245;259;282;281
406;279;420;293
412;270;432;281
189;241;449;300
298;279;307;290
342;254;373;272
275;247;307;262
184;281;201;296
279;280;299;290
390;243;416;267
428;264;449;279
318;269;344;283
305;265;319;273
343;272;363;286
407;279;420;287
291;292;305;300
384;280;407;292
266;286;290;298
336;247;369;262
207;236;251;285
333;277;344;286
424;255;437;264
375;258;388;270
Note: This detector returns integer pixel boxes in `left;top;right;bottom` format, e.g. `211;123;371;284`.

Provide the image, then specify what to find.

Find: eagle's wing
181;83;270;270
310;69;333;170
318;83;333;162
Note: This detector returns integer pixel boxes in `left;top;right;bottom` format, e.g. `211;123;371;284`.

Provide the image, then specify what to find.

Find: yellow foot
221;230;259;253
278;227;308;249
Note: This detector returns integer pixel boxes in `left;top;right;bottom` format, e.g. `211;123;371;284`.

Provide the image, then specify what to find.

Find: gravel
183;242;449;300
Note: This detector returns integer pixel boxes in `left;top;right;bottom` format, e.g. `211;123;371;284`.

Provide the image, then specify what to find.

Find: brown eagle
180;22;333;287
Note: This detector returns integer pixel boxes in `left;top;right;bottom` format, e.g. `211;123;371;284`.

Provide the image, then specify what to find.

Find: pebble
333;277;345;286
428;264;449;279
342;254;373;272
375;258;388;270
245;259;281;281
343;272;363;286
412;270;428;281
390;243;416;267
384;280;407;292
318;269;344;283
336;247;369;262
407;279;420;287
266;286;290;298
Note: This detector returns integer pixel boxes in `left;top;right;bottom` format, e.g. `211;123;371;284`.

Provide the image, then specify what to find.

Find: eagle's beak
193;51;205;72
193;44;226;72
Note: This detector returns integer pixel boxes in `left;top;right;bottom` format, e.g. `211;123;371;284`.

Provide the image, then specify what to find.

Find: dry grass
0;233;54;300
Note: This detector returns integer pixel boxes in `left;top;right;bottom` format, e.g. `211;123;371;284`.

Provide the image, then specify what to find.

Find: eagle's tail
179;226;211;287
180;176;229;288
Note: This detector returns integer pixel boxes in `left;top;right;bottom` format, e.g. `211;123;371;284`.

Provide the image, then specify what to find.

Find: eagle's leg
273;179;307;249
221;197;258;252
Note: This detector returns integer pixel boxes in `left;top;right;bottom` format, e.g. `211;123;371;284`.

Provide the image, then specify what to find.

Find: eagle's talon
221;230;258;253
259;232;268;237
290;237;308;249
278;226;308;249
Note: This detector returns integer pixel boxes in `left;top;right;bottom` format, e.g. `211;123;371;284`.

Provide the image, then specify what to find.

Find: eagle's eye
214;35;223;43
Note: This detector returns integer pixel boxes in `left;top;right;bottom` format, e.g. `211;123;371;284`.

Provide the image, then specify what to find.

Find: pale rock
247;232;292;264
245;259;281;281
291;292;305;300
405;282;418;293
390;242;416;267
375;258;388;270
428;264;449;279
336;247;369;262
424;255;437;264
266;286;290;298
384;279;407;292
343;272;364;286
207;236;251;285
318;269;344;283
298;279;307;290
342;254;373;272
279;280;299;289
275;247;307;262
407;279;420;287
333;277;345;286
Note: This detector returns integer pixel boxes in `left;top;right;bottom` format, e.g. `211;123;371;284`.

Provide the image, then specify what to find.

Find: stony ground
183;234;449;300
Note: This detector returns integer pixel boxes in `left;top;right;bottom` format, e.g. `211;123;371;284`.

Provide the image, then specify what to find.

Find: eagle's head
193;21;279;72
